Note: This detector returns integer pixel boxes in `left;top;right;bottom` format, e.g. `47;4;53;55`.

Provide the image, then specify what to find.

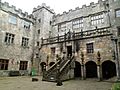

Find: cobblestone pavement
0;76;113;90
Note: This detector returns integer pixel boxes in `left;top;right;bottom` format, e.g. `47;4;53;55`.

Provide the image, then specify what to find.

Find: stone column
72;31;75;57
72;41;75;57
97;51;102;81
81;52;86;80
81;64;86;80
42;64;46;79
97;65;102;81
62;32;67;58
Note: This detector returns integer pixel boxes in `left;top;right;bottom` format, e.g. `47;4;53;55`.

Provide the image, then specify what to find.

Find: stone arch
40;62;46;72
102;60;116;79
74;61;81;78
85;61;97;78
49;62;55;67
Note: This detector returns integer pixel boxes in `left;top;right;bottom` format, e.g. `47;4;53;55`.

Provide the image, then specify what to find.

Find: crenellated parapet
53;0;106;19
1;1;34;22
33;3;55;14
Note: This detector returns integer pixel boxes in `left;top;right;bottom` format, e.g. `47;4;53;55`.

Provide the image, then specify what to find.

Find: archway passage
74;61;81;78
102;60;116;79
85;61;97;78
49;62;55;67
40;62;46;72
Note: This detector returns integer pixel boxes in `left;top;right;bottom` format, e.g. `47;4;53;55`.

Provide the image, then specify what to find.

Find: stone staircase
42;56;75;82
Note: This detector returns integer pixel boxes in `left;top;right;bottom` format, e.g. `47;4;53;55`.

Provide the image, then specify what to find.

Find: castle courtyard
0;76;113;90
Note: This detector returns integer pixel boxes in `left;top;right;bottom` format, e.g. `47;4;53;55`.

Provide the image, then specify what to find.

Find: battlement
1;1;34;22
33;3;55;14
54;0;106;18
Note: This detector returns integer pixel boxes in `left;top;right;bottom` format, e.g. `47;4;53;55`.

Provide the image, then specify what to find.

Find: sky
2;0;98;14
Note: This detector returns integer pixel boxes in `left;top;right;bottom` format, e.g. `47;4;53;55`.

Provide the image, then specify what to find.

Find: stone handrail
46;60;60;72
42;27;112;45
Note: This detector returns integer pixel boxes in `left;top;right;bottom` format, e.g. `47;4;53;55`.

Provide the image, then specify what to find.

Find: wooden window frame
4;33;15;44
72;18;83;29
86;43;94;53
0;59;9;70
21;37;29;47
91;13;104;25
19;61;28;70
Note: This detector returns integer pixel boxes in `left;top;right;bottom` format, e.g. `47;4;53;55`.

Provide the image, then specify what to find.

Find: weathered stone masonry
33;0;120;80
0;0;120;79
0;1;34;76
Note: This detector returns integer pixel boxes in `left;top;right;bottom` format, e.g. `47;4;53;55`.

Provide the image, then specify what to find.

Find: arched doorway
85;61;97;78
40;62;46;72
49;62;55;67
102;60;116;79
74;61;81;78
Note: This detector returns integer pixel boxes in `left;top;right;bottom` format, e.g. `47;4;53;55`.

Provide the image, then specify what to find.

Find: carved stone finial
97;51;101;65
81;51;84;65
97;51;100;57
42;3;46;7
82;4;86;8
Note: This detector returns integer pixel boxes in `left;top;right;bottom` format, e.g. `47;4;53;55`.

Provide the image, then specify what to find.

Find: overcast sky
2;0;98;14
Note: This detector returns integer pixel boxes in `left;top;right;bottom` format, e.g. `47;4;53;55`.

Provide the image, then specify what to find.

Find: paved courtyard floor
0;76;114;90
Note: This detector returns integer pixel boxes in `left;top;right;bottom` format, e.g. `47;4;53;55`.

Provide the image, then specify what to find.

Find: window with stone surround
116;9;120;17
58;23;66;32
9;15;17;25
21;37;29;47
0;59;9;70
19;61;28;70
72;18;83;29
86;43;94;53
4;33;15;44
91;13;104;25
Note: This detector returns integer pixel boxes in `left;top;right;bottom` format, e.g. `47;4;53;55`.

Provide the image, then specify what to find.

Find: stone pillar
72;41;75;57
81;64;86;80
97;65;102;81
81;52;86;80
62;32;67;58
63;43;67;58
72;31;75;57
97;51;102;81
42;64;46;79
